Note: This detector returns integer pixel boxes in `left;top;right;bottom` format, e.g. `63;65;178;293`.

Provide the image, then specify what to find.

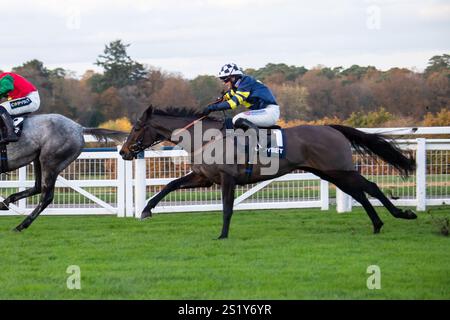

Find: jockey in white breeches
203;63;280;131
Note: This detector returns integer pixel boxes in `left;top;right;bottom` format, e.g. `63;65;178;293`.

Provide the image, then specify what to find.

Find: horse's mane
152;106;201;118
151;106;222;122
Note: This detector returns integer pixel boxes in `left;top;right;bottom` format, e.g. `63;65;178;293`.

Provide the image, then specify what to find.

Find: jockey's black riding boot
234;118;260;147
234;118;259;134
0;108;19;143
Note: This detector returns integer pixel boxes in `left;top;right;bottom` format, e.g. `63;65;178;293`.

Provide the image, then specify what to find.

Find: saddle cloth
240;128;286;179
230;127;286;158
265;129;284;156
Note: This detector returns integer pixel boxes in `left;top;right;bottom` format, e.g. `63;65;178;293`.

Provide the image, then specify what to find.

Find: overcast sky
1;0;449;78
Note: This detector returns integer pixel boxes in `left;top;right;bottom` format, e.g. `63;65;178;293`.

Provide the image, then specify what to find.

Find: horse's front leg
14;171;57;232
1;160;42;210
217;173;236;239
141;171;212;219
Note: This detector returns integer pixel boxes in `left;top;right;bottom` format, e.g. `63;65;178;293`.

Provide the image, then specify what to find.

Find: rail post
320;180;329;210
134;151;147;218
116;146;125;217
416;138;426;211
336;188;352;213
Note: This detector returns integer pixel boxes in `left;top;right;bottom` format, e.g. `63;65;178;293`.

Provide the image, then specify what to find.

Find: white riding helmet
218;63;244;79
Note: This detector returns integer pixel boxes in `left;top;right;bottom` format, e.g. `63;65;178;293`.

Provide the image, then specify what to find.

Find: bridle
127;123;162;156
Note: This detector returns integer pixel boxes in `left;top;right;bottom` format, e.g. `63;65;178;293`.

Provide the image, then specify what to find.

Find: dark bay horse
119;106;417;239
1;114;126;231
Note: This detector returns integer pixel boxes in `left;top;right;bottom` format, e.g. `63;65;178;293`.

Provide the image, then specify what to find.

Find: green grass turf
0;207;449;300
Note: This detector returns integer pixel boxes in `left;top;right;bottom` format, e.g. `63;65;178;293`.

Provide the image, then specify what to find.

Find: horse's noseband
129;140;144;155
127;122;146;156
127;127;162;158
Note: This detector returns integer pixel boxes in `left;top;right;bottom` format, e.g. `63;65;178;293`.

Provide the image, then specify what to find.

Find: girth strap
0;143;8;173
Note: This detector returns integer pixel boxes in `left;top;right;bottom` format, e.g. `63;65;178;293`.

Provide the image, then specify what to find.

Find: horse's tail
83;128;128;144
328;125;415;177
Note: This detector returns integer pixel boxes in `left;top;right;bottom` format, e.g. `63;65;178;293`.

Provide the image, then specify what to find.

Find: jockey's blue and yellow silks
211;75;277;111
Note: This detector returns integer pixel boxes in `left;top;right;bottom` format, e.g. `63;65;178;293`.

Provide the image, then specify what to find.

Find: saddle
240;127;286;180
223;117;285;179
224;118;281;130
258;124;281;130
0;116;26;143
0;116;26;173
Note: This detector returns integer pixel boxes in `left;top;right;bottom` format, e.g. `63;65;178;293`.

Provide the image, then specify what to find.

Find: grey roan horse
120;106;417;239
0;114;125;231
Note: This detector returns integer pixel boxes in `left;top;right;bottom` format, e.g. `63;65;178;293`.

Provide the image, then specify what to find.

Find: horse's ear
140;105;153;122
145;105;153;118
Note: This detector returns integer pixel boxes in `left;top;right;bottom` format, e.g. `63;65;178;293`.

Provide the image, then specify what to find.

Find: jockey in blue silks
203;63;280;132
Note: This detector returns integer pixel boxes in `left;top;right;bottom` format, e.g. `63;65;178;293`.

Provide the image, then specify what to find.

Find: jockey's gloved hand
202;107;213;117
204;102;231;115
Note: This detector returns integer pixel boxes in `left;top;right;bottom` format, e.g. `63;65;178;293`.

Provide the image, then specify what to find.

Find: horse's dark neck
152;114;223;153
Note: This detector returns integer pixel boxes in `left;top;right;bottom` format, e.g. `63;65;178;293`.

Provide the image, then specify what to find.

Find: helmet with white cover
218;63;244;79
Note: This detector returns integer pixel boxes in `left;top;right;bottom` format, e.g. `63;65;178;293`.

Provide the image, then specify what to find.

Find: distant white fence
0;127;449;217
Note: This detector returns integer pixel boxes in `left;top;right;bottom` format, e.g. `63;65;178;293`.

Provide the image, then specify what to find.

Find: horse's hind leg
313;170;385;233
13;143;81;232
360;176;417;220
323;170;418;232
330;170;417;220
346;190;384;234
0;160;42;210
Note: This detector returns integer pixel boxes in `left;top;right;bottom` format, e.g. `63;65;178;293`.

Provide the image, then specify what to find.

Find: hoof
140;210;152;220
404;209;417;220
216;235;228;240
373;221;384;234
12;226;23;233
395;209;418;220
0;202;9;210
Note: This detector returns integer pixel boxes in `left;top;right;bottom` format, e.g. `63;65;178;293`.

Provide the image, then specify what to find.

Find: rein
129;116;207;156
172;116;207;137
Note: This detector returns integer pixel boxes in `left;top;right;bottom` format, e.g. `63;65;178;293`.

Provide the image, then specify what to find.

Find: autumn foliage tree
422;108;450;126
150;77;198;109
91;40;147;92
344;107;395;127
4;44;448;128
